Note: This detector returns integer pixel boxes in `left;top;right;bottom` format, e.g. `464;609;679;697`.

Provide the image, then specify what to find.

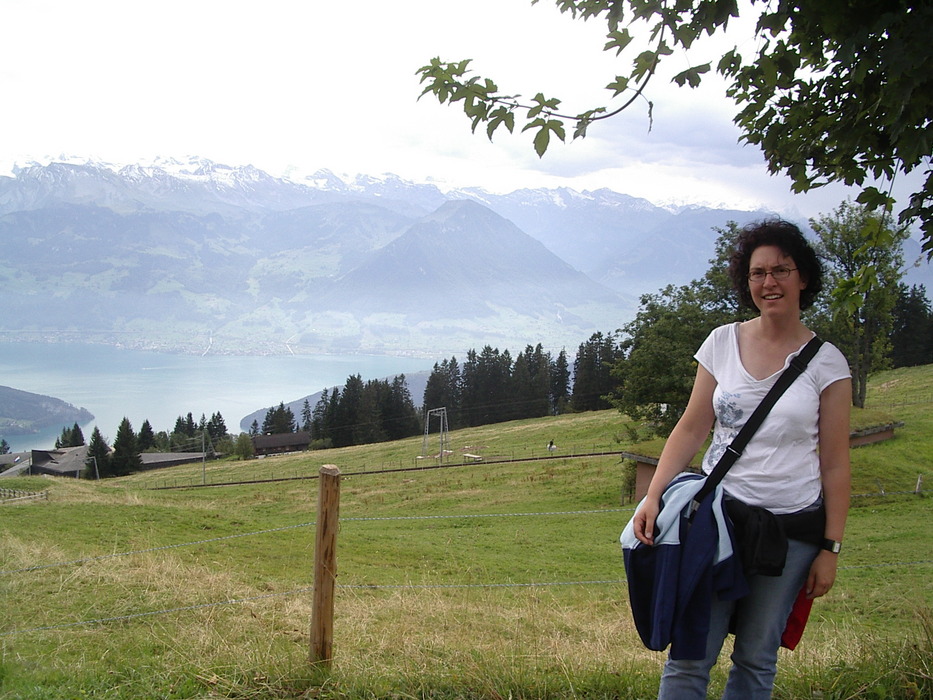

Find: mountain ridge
2;158;929;357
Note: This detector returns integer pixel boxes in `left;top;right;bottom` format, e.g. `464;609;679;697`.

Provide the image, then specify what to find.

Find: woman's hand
633;498;660;546
805;550;839;599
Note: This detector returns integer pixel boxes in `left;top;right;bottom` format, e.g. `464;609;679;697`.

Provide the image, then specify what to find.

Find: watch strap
821;538;842;554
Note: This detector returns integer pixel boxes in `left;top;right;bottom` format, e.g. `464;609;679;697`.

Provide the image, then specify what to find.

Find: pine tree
570;332;621;412
85;427;111;479
137;420;156;451
889;284;933;368
55;422;86;449
110;418;142;476
386;375;421;441
311;389;331;443
422;358;461;427
207;412;228;440
262;403;296;434
300;400;313;434
333;376;363;447
550;349;571;415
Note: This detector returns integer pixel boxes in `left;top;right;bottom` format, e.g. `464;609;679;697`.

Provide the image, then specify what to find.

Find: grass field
1;365;931;699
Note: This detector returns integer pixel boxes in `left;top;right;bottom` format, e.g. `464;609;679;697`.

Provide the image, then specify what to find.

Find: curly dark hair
728;219;823;310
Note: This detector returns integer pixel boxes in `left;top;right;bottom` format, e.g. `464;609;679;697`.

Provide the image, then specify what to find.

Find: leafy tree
85;427;110;479
612;285;730;432
1;438;10;455
249;419;260;436
418;1;933;251
233;433;255;460
137;419;156;451
609;223;749;432
811;200;907;407
151;430;172;452
110;418;141;476
889;284;933;368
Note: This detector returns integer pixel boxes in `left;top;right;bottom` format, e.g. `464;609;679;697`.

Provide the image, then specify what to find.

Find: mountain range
2;158;929;358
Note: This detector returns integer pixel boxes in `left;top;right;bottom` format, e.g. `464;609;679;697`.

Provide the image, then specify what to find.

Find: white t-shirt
695;322;851;514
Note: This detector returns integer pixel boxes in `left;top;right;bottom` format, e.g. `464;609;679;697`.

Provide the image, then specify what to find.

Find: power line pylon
422;407;450;462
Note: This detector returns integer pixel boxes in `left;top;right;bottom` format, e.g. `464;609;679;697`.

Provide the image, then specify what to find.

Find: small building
29;446;89;478
252;431;311;456
139;452;210;470
0;452;32;478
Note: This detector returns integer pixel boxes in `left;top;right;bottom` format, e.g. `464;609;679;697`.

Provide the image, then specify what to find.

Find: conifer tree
550;349;571;415
110;417;142;476
55;422;85;449
300;400;313;434
207;412;228;440
85;426;111;479
137;420;156;451
890;284;933;368
262;403;296;434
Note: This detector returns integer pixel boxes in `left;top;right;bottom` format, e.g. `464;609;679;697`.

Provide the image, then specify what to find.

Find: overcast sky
0;0;922;223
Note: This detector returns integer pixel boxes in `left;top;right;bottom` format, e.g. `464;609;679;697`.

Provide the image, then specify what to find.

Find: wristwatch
821;538;842;554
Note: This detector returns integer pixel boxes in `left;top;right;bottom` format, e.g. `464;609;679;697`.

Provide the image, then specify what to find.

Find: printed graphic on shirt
706;391;743;470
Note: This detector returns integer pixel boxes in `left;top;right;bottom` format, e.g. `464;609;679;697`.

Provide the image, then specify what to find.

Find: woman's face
747;245;807;314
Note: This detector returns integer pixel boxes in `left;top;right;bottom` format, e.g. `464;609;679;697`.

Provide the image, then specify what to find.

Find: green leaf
856;186;896;212
672;63;710;88
632;50;658;81
605;75;631;96
533;125;551;157
485;106;515;140
604;29;633;56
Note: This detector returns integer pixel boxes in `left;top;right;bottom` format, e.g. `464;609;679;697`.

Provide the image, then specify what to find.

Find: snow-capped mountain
4;157;924;356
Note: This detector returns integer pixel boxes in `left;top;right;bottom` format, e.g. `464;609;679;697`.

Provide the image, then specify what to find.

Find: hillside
155;363;933;497
0;365;931;698
0;384;94;437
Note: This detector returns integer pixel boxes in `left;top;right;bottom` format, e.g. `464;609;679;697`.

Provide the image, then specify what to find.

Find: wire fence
3;498;933;638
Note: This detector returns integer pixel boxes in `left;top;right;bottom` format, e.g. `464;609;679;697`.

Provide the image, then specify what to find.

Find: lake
0;342;435;452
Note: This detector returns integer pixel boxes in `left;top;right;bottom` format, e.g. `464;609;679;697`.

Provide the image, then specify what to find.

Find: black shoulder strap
687;335;823;520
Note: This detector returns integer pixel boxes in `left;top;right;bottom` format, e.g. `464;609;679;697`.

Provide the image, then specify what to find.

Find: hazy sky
0;0;922;221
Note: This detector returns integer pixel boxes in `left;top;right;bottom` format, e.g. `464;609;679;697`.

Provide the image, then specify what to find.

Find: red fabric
780;585;814;650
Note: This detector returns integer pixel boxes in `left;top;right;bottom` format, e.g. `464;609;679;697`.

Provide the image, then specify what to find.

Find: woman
632;220;851;699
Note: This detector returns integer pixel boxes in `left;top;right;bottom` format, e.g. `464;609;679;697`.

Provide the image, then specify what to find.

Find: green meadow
1;365;931;699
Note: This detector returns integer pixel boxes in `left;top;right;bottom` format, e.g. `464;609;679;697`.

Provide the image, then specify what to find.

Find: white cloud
0;0;922;224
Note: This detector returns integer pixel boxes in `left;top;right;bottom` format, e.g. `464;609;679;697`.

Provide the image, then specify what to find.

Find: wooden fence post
310;465;341;667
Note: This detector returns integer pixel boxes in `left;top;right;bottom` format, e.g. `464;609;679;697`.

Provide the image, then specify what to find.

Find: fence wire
4;557;933;638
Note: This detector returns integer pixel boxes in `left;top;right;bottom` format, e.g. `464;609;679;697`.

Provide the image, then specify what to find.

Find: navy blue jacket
621;473;748;660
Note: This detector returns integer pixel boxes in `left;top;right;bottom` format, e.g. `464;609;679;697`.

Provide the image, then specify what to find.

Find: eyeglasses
748;267;797;283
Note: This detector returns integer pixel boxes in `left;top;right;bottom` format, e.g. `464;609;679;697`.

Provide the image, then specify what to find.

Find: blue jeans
657;538;819;700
